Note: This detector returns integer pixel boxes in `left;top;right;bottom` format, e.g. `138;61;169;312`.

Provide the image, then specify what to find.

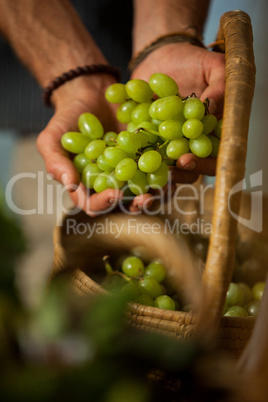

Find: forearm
0;0;107;88
132;0;211;54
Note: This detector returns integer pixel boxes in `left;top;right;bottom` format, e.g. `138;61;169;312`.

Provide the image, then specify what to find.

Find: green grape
148;73;178;98
128;169;149;195
246;300;260;317
78;112;104;139
93;172;110;193
215;119;222;139
117;100;137;124
237;282;253;305
96;154;114;172
147;162;169;189
182;119;203;139
154;295;176;311
252;281;265;301
84;139;106;160
105;83;127;103
125;79;153;103
151;118;162;126
103;131;118;146
136;130;158;147
176;113;187;124
127;122;137;133
134;294;154;306
166;138;190;159
136;120;158;132
117;131;141;154
144;261;166;283
61;132;90;154
81;163;102;189
138;276;164;298
122;256;145;277
189;134;212;158
201;114;218;135
225;282;244;307
106;171;125;189
143;147;155;153
131;102;152;124
120;281;140;301
101;274;127;292
159;120;183;140
135;131;149;148
103;147;130;168
136;121;159;144
138;150;162;173
73;153;91;172
149;96;183;121
224;306;248;317
183;97;205;120
115;158;137;181
158;144;175;166
208;135;220;157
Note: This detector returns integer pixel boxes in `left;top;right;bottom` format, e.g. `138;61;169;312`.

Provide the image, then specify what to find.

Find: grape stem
113;271;133;282
204;97;210;114
182;92;197;101
103;255;114;275
158;140;169;150
135;127;159;136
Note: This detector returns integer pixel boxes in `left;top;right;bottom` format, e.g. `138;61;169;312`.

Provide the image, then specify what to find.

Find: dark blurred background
0;0;133;134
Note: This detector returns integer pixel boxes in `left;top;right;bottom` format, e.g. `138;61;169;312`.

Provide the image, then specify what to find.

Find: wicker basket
52;10;264;359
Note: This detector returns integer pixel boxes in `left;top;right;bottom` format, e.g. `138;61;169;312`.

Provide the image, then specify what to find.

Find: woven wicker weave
51;11;263;359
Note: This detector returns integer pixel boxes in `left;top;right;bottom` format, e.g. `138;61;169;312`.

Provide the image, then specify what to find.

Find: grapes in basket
101;255;179;311
99;251;265;316
61;73;222;195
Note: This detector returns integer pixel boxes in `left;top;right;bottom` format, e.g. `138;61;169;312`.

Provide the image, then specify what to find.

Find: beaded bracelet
42;64;121;107
128;32;205;74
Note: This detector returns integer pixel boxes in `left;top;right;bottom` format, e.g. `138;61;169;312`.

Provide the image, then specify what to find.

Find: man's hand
37;76;153;216
131;42;225;179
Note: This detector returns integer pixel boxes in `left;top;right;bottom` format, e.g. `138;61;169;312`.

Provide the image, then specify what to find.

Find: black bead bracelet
42;64;121;107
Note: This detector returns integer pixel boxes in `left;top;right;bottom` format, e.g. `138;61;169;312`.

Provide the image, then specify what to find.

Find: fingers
128;193;154;214
200;53;225;118
169;165;200;183
70;185;154;217
201;83;224;118
176;153;216;177
37;126;81;191
70;185;124;217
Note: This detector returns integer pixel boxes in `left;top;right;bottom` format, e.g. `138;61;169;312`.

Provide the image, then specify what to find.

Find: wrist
129;34;205;76
132;0;210;54
46;67;120;108
133;25;201;56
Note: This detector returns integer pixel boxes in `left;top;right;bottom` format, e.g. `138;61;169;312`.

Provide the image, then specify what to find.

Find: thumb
200;53;225;118
176;153;216;176
37;128;80;192
200;81;225;118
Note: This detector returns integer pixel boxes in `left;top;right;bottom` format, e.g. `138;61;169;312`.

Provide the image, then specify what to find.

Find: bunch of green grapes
101;252;265;315
101;255;180;311
223;280;265;317
61;73;222;195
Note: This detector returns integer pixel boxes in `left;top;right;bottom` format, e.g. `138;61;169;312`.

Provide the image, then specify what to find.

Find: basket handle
198;10;256;331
